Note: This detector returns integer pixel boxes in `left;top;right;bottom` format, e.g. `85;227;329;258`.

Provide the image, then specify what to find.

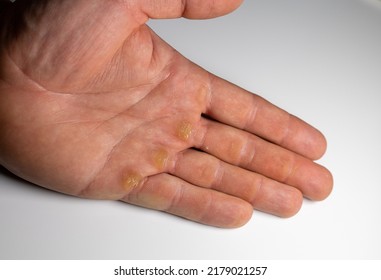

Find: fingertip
309;128;328;161
277;188;304;218
251;180;304;219
182;0;244;19
304;166;334;201
287;115;328;160
226;201;254;228
204;199;253;229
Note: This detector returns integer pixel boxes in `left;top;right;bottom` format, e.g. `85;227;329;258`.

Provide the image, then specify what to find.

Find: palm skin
0;0;333;228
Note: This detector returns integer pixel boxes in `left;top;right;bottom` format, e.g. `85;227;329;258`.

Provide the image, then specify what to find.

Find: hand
0;0;332;228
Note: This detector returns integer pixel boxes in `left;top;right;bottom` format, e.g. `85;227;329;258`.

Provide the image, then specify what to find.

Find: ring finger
172;149;303;217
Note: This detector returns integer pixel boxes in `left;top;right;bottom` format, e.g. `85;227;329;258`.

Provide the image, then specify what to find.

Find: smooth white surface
1;0;381;259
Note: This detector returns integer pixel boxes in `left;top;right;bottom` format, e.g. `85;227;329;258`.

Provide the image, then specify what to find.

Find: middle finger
195;118;333;201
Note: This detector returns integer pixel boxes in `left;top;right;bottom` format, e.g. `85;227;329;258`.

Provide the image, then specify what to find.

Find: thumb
134;0;244;20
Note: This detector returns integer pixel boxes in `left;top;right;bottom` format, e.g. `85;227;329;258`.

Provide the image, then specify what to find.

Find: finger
206;76;327;160
196;118;333;201
122;173;253;228
135;0;243;20
172;149;303;217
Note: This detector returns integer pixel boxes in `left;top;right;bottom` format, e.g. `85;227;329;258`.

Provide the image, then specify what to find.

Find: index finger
205;75;327;160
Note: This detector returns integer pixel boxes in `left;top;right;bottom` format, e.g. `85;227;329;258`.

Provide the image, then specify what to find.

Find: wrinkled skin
0;0;333;228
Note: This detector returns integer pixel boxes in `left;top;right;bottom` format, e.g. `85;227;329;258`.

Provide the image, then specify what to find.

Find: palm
0;0;332;228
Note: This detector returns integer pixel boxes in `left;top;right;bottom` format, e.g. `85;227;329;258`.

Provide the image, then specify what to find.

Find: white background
1;0;380;259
